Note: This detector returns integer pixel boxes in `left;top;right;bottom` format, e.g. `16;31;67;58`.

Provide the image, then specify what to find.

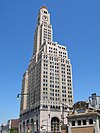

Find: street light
61;103;68;124
17;93;30;109
17;93;29;99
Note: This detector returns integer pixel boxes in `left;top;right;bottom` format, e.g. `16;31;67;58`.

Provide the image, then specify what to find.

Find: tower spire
40;5;48;10
33;5;52;55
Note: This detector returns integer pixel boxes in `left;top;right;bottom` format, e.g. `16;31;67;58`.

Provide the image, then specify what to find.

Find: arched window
23;121;25;133
51;117;60;132
30;118;34;132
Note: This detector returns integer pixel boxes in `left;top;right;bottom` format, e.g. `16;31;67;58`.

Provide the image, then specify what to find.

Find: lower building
61;93;100;133
19;105;72;133
1;119;19;133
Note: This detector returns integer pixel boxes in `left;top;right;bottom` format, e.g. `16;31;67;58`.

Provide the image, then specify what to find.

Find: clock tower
34;6;52;55
37;6;50;25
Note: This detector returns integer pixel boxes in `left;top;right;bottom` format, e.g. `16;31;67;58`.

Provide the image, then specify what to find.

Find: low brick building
67;109;100;133
1;119;19;133
61;96;100;133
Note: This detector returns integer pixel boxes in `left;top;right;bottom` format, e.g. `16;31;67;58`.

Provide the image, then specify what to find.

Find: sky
0;0;100;125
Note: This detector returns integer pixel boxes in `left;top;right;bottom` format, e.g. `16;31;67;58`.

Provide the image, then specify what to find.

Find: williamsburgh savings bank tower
19;6;74;133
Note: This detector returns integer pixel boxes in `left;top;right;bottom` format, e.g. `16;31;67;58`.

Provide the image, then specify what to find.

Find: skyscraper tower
19;6;74;133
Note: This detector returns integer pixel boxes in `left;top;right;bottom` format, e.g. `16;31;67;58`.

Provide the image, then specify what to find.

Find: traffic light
27;125;30;133
41;125;43;129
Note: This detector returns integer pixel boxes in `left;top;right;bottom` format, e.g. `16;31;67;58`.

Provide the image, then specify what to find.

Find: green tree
9;128;17;133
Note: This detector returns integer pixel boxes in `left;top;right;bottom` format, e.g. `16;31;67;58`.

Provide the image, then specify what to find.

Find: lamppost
17;92;31;114
17;93;30;109
61;103;69;124
17;92;30;133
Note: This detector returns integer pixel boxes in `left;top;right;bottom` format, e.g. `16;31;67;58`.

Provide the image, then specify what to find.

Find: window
43;83;48;86
50;89;54;92
55;94;58;96
62;90;66;93
50;85;54;88
62;86;66;89
78;120;81;125
55;86;59;88
50;93;54;96
55;77;59;80
61;64;65;67
50;73;54;76
72;121;75;126
55;74;59;77
55;81;59;84
83;120;86;125
43;88;45;90
50;77;54;80
89;119;93;124
62;82;66;85
50;80;54;83
62;94;66;97
44;11;47;14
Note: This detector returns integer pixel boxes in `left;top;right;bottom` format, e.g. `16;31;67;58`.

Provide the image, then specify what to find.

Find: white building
19;6;74;133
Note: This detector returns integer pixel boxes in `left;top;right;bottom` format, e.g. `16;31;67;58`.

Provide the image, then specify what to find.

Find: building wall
20;6;73;114
61;129;68;133
20;71;28;112
72;126;94;133
67;101;100;133
1;119;19;133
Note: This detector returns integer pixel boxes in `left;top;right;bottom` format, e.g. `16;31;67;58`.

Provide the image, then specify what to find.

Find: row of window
43;89;67;94
49;50;57;54
44;28;51;31
43;96;69;103
50;85;59;88
49;47;57;50
43;34;51;39
43;71;70;77
68;99;73;102
48;51;66;57
44;30;51;35
44;32;51;36
58;46;66;50
59;54;66;58
43;24;51;29
44;39;51;42
43;55;69;64
43;77;71;86
71;119;93;126
42;89;66;95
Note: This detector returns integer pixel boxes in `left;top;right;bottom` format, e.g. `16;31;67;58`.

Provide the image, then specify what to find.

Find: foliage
9;128;18;133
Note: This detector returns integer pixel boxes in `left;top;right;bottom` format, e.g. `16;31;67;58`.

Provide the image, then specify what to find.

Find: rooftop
40;6;48;10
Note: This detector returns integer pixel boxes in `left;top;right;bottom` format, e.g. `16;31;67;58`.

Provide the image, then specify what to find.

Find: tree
9;128;17;133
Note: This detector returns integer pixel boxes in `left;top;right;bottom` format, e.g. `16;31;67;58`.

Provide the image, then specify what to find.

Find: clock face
42;15;48;21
